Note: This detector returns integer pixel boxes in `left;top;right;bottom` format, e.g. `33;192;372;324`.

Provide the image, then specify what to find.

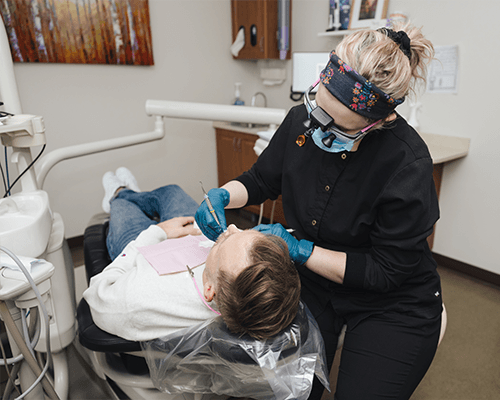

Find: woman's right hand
195;188;230;241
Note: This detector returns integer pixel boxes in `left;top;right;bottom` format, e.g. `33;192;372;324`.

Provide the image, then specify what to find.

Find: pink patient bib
138;235;213;275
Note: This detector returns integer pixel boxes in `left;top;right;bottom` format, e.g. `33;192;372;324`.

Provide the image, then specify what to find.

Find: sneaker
102;171;124;213
116;167;140;193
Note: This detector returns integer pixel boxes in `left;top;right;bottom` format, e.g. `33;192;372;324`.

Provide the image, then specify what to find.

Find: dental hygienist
196;23;442;400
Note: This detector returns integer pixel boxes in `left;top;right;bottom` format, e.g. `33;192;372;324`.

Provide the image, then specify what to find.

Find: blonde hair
335;22;434;101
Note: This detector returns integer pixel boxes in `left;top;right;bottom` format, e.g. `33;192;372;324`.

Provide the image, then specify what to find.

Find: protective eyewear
300;79;380;148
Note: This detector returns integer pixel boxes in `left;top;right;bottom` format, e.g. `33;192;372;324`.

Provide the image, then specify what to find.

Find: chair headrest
142;301;329;399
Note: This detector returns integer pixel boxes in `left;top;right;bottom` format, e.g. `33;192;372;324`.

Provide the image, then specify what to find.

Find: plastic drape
141;302;330;400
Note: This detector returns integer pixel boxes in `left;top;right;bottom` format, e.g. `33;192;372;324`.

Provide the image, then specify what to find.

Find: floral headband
319;51;405;119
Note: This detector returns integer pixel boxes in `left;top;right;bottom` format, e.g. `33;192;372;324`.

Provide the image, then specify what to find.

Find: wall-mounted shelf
318;30;354;37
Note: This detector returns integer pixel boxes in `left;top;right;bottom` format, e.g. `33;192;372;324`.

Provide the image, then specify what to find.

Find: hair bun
378;28;411;60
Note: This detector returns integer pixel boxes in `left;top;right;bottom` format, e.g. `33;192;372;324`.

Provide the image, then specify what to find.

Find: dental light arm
36;116;165;189
36;101;286;189
145;100;286;127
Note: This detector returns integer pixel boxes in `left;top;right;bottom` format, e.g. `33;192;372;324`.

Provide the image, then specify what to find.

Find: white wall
385;0;500;275
7;0;500;275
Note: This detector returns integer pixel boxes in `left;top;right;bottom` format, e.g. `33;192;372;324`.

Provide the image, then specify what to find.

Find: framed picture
0;0;154;65
349;0;389;30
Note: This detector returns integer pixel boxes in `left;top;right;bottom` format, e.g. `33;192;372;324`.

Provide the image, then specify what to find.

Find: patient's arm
157;216;201;238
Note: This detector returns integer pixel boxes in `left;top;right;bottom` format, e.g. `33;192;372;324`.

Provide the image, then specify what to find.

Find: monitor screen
291;52;330;93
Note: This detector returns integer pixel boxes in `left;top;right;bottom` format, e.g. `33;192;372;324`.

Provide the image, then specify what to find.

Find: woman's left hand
253;223;314;265
158;216;201;239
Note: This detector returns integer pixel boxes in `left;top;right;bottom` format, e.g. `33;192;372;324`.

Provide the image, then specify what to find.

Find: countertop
213;121;274;135
214;121;470;164
418;132;470;164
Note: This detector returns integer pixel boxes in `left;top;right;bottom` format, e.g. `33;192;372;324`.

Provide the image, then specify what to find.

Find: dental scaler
199;181;222;227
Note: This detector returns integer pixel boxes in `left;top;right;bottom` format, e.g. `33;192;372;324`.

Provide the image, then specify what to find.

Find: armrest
78;215;141;353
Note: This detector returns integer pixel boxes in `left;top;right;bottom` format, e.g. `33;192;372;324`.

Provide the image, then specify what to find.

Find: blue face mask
311;127;354;153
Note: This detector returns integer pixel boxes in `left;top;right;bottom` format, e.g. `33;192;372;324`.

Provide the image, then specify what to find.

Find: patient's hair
216;234;301;340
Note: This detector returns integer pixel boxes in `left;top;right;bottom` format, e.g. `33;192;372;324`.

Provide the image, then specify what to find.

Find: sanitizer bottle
233;82;245;105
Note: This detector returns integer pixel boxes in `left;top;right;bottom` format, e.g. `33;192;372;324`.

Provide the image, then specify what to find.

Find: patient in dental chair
83;168;301;342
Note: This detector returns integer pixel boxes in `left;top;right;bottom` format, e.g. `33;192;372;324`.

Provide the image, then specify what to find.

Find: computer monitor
291;52;330;94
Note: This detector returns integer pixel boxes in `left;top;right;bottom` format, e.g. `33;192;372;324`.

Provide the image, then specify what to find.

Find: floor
4;209;499;399
66;340;111;400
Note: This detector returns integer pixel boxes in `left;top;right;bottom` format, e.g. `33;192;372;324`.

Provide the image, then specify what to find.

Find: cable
0;330;21;398
2;358;22;399
0;308;40;366
270;200;276;224
3;144;46;198
4;147;10;195
0;301;55;400
21;309;36;359
257;203;264;226
0;246;60;400
0;156;7;195
256;201;277;225
29;308;41;352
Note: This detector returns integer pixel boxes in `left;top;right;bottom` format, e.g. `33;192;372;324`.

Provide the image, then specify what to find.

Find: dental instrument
200;181;223;228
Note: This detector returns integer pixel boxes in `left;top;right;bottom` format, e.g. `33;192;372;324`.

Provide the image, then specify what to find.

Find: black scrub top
236;105;443;326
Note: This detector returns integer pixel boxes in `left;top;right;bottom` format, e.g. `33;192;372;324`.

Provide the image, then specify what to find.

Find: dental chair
76;213;329;400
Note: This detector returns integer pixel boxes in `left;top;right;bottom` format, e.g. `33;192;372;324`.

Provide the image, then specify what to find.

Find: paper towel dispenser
230;0;291;60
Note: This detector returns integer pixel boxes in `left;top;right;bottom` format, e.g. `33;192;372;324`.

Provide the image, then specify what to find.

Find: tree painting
0;0;154;65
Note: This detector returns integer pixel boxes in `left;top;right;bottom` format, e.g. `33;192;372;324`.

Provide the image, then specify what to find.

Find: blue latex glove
195;188;230;241
253;223;314;265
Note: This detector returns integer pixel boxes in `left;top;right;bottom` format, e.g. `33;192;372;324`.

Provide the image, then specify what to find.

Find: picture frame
0;0;154;65
348;0;389;30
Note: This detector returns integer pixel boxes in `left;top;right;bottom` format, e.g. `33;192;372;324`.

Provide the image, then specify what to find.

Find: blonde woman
196;23;442;399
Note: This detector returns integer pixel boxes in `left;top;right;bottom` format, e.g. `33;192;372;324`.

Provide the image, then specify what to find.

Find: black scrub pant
308;301;441;400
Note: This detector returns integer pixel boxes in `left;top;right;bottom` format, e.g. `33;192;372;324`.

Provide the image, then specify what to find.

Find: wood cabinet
231;0;291;60
215;126;287;225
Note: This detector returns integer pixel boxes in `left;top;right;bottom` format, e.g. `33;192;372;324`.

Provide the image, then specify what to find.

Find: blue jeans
106;185;199;260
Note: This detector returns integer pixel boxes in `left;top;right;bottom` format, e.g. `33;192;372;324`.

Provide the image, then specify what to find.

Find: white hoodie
83;225;218;341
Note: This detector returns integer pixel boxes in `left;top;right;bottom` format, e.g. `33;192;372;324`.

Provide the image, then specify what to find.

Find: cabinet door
215;128;287;226
239;133;259;171
231;0;265;59
216;129;245;186
231;0;291;60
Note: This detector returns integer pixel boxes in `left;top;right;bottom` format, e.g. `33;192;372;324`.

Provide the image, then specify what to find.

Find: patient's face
203;224;263;289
